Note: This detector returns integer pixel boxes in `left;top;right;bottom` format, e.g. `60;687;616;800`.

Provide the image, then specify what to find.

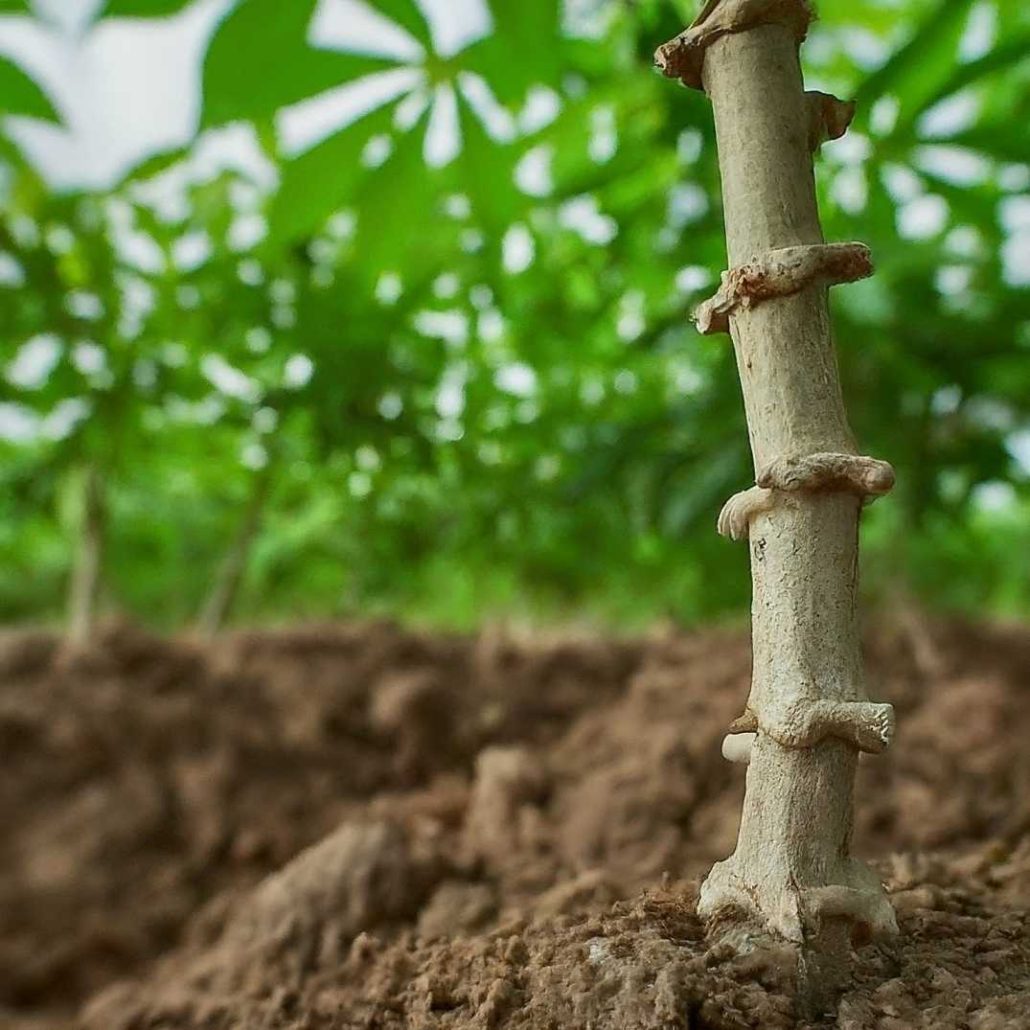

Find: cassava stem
656;0;898;999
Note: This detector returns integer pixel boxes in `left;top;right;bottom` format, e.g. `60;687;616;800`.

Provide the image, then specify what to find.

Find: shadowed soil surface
1;615;1028;1028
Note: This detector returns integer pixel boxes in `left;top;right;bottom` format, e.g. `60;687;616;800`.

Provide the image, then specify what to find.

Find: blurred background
1;0;1029;635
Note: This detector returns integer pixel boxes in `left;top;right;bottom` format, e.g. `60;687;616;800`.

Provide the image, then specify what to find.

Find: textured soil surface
2;615;1029;1028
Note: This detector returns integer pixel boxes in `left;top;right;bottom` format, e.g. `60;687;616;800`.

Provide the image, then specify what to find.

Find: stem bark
657;1;898;1011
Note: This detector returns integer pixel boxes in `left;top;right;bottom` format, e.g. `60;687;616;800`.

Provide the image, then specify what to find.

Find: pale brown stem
656;0;897;1001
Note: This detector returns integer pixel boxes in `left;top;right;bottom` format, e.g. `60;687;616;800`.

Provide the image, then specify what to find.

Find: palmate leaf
0;54;59;121
347;108;443;284
202;0;401;129
450;96;523;236
458;0;563;104
269;101;397;244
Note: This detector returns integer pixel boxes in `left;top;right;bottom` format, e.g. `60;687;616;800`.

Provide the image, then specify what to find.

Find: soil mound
2;615;1029;1027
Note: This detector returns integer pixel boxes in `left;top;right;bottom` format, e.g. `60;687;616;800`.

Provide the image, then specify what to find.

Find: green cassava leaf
853;0;977;133
97;0;196;17
458;0;563;105
269;101;397;243
0;54;59;121
202;0;401;129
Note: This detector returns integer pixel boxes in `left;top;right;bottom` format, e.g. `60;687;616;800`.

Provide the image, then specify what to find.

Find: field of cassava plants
2;0;1029;1026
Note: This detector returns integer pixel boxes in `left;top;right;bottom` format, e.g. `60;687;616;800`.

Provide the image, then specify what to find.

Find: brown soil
2;615;1029;1028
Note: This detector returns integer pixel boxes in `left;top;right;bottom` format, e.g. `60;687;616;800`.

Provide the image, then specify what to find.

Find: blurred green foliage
1;0;1029;630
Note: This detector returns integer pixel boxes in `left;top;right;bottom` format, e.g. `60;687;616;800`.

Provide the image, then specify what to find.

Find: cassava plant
656;0;898;1005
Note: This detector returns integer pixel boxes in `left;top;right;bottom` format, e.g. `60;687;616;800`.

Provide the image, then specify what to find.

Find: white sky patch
675;265;711;294
278;67;421;157
202;353;260;403
667;182;708;227
558;194;617;245
9;215;40;248
394;85;429;130
918;90;980;140
832;166;867;214
966;396;1013;431
1000;200;1030;283
588;104;617;164
246;327;271;353
495;361;537;398
425;82;460;167
128;125;277;224
228;212;267;251
420;0;490;58
457;73;515;142
869;94;899;136
361;133;392;167
676;128;703;164
433;272;459;299
914;145;991;187
378;392;402;419
515;143;553;197
840;26;888;70
239;441;266;470
415;309;469;347
669;357;703;394
66;290;103;320
945;225;983;258
0;251;25;287
881;162;923;203
435;362;467;418
1002;234;1030;287
1007;429;1030;476
502;223;534;274
519;85;561;134
375;271;402;304
72;340;106;376
238;258;264;285
827;131;870;166
959;2;996;62
6;333;62;389
0;0;231;189
283;353;315;388
936;264;973;296
40;397;90;440
444;193;470;219
1000;196;1030;233
0;402;41;443
172;230;212;271
311;0;423;60
999;164;1030;192
614;369;637;394
971;480;1016;514
616;290;645;342
898;194;948;239
190;123;278;190
115;227;166;274
931;384;962;416
478;308;504;342
45;223;74;253
461;228;484;253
